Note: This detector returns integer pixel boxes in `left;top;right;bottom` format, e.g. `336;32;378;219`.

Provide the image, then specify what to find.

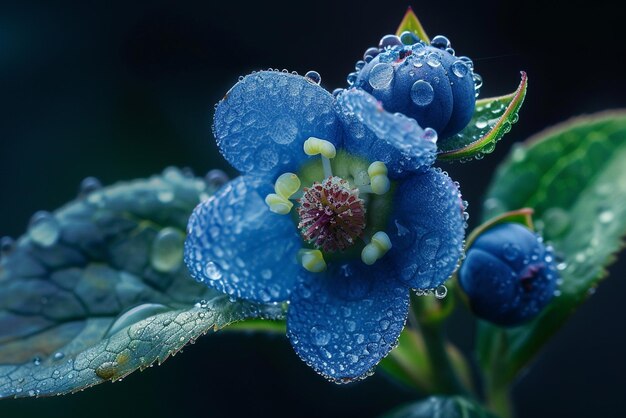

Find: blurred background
1;0;625;417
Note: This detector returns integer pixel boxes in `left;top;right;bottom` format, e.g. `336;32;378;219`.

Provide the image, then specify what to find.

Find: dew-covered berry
458;223;559;327
352;35;479;141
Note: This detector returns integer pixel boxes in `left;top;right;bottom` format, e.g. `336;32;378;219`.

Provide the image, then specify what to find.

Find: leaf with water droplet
438;71;527;161
0;168;282;399
381;395;498;418
395;7;430;44
477;111;626;388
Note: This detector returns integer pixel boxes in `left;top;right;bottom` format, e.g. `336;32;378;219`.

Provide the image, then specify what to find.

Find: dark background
1;1;625;417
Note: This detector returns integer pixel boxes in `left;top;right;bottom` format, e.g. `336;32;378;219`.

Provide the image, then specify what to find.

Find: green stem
485;383;514;418
410;293;470;396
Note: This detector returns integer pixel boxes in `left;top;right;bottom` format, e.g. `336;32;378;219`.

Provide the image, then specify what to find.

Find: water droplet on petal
53;352;65;361
410;80;434;106
305;70;321;85
310;326;331;346
28;211;60;247
204;261;223;281
434;285;448;299
368;63;394;89
32;356;41;366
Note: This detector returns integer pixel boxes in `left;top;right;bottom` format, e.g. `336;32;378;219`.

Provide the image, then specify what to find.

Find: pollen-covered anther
265;172;301;214
303;137;337;159
299;249;327;273
359;161;390;195
361;231;392;265
297;176;366;253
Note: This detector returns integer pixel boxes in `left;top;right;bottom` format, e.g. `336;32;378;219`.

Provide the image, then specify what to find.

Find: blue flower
458;223;559;326
184;70;466;382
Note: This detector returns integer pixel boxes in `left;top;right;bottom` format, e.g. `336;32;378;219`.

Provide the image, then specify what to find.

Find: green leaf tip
395;6;430;44
478;110;626;387
438;71;528;162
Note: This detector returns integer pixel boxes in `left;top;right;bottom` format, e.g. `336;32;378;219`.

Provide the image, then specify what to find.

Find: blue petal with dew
386;168;465;289
286;259;409;382
213;71;341;177
336;89;437;178
184;176;302;303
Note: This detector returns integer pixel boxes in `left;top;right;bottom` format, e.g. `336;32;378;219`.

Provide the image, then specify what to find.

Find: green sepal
395;7;430;44
438;72;528;161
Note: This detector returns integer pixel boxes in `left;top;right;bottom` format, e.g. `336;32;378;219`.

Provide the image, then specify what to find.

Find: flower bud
458;223;559;326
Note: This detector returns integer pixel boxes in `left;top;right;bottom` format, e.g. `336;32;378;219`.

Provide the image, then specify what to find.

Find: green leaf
395;7;430;44
477;111;626;386
380;396;499;418
438;72;527;161
0;168;281;398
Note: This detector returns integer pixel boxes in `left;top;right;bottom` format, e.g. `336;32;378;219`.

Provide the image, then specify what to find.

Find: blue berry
458;223;559;327
354;36;477;141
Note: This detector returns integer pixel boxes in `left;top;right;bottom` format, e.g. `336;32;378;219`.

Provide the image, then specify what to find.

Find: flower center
297;176;366;253
264;137;393;272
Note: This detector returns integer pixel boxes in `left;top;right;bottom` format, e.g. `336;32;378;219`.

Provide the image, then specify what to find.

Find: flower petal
213;71;341;177
286;259;409;382
184;176;302;303
387;168;465;289
336;88;437;178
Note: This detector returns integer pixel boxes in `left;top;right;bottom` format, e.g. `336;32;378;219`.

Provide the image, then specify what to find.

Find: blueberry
458;223;559;327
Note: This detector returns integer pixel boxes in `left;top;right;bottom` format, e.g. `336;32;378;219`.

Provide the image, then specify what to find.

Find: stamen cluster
297;176;366;252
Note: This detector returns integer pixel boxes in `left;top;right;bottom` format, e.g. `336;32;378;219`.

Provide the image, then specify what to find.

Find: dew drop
310;326;331;346
368;63;394;89
599;210;614;224
502;243;521;261
451;60;469;78
475;117;488;129
151;227;185;273
305;70;321;85
0;236;14;255
426;52;441;68
105;303;169;338
32;356;41;366
473;73;483;90
204;261;223;281
157;190;174;203
95;361;119;380
430;35;451;49
434;285;448;299
363;47;380;61
378;34;402;49
78;176;102;196
205;169;229;189
28;211;60;247
422;127;438;143
410;80;434;106
53;352;65;361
